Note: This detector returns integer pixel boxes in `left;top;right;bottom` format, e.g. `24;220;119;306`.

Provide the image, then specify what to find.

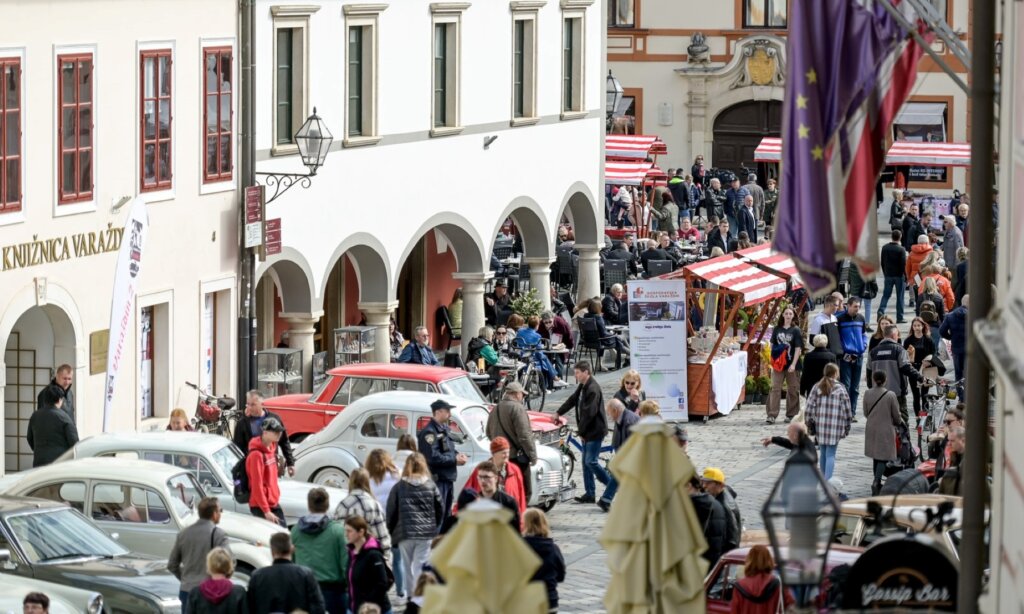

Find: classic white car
0;457;284;581
53;432;346;526
0;572;103;614
292;391;574;510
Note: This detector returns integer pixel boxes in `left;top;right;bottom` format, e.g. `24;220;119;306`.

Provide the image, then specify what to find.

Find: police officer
417;399;468;527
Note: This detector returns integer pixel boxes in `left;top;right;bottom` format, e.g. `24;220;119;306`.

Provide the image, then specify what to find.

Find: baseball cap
262;417;285;433
701;467;726;484
431;399;456;413
504;382;525;394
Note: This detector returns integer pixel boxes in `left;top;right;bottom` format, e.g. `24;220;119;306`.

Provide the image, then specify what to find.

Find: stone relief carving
730;39;786;89
687;32;710;64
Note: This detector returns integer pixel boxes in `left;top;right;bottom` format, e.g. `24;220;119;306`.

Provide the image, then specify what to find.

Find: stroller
884;422;918;477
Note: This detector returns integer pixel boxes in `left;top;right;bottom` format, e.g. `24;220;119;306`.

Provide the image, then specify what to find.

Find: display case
257;348;304;397
334;326;375;366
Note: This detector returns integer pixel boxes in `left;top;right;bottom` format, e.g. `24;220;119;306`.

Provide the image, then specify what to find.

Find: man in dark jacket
867;325;924;423
724;178;749;240
703;178;726;220
602;284;628;325
168;497;230;612
878;230;908;322
902;203;924;252
706;219;731;254
800;335;837;397
37;364;75;423
598;399;640;512
640;234;673;277
939;294;969;400
475;460;521;531
27;384;79;467
554;361;609;505
485;383;536;501
688;477;727;566
604;241;638;277
247;533;326;614
232;390;295;475
737;196;758;244
418;399;468;526
700;467;742;554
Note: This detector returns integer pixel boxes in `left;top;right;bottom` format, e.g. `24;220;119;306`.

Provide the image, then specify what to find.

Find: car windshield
310;375;334;401
458;406;490;441
212;444;242;479
440;376;487;403
5;508;128;563
166;473;204;518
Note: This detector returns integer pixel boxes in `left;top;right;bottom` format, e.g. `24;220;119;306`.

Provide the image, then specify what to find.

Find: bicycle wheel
525;369;546;411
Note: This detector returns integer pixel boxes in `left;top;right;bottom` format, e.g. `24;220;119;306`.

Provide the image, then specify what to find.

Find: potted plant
509;288;544;320
745;376;758;403
756;375;772;401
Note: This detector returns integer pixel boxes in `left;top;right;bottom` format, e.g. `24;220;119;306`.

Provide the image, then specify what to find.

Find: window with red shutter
141;50;172;192
0;57;21;212
203;47;233;183
57;54;94;204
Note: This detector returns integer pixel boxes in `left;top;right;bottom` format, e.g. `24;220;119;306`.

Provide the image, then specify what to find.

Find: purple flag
773;0;909;294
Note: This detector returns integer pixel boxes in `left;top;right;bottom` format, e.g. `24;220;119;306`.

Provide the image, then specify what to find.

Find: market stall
660;254;788;420
605;134;668;160
605;160;668;240
753;137;782;162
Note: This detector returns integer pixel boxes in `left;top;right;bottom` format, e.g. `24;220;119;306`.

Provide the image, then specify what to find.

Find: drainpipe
238;0;256;403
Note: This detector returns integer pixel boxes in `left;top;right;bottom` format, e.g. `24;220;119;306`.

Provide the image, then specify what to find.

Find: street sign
244;185;265;249
266;218;282;255
244;222;263;248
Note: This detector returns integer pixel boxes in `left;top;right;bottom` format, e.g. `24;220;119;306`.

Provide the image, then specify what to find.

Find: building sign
627;279;689;421
842;534;958;611
2;226;124;272
90;329;110;375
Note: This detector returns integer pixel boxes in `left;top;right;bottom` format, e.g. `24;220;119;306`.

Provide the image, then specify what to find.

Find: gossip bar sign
2;227;124;272
842;534;958;611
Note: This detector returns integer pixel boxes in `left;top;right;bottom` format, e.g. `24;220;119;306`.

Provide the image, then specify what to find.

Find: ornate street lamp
761;450;840;610
256;107;334;203
606;69;624;130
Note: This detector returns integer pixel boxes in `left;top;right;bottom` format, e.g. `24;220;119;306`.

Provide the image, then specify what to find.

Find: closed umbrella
423;498;549;614
600;418;708;613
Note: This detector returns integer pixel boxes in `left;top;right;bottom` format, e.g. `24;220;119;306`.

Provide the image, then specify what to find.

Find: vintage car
704;545;863;612
292;391;574;510
54;432;345;526
0;496;182;612
263;363;564;445
0;458;284;581
0;571;104;613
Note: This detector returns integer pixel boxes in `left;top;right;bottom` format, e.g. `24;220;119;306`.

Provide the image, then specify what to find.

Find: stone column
524;257;555;312
357;301;400;364
280;311;323;392
452;272;493;359
575;244;602;305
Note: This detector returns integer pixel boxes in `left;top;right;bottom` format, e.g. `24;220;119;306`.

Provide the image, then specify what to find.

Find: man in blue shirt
837;297;869;418
397;326;439;365
724;177;750;241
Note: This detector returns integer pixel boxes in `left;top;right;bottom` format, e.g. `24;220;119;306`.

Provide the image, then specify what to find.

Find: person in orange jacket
461;437;527;519
247;417;285;526
919;265;955;311
905;234;934;297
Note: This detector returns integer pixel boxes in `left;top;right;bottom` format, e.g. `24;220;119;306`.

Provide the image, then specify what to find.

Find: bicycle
489;338;548;410
185;382;241;437
558;429;615;481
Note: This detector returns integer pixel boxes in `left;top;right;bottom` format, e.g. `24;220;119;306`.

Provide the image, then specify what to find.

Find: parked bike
185;382;240;437
488;339;548;410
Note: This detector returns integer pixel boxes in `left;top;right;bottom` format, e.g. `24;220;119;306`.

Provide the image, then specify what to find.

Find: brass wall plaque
748;48;775;86
90;329;110;375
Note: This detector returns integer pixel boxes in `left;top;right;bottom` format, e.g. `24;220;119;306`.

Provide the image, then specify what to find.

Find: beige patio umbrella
600;418;709;613
422;498;549;614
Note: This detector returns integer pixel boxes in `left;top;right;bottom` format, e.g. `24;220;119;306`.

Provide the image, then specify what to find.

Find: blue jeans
953;353;965;400
878;276;905;322
392;546;404;595
839;354;864;416
582;439;611;498
180;591;190;614
600;475;619;504
861;298;873;322
726;213;738;240
819;444;838;480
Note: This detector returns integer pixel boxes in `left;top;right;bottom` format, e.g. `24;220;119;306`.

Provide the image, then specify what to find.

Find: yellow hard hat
701;467;726;484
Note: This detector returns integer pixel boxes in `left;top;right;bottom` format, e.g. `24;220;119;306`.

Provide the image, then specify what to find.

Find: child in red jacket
247;417;285;526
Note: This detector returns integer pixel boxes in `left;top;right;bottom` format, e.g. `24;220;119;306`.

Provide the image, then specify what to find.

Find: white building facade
252;0;605;384
0;0;239;471
607;0;969;192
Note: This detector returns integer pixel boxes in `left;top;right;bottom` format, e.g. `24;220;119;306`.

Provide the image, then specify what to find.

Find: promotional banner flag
627;279;689;421
103;197;149;431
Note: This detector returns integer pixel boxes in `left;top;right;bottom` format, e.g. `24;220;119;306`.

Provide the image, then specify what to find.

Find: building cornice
560;0;595;7
343;4;389;15
510;1;547;10
430;2;471;14
270;5;321;17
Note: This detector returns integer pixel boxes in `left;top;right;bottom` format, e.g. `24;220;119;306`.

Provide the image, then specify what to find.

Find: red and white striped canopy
734;244;804;290
606;161;667;186
606;135;668;159
885;141;971;167
754;137;782;162
684;254;787;305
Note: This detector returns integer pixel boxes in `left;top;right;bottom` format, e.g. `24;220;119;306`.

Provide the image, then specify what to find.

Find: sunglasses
624;381;640;387
944;419;956;425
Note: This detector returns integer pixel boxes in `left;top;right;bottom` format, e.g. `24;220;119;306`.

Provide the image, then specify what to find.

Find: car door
354;410;411;464
705;561;742;612
88;481;177;556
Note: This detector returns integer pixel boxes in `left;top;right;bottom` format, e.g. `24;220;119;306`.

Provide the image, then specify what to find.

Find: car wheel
525;371;546;411
537;500;556;512
313;466;350;490
233;562;255;587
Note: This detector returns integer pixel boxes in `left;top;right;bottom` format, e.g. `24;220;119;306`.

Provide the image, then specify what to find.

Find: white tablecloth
711;352;748;416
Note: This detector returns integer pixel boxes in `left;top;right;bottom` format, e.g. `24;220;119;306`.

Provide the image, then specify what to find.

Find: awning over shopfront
753;137;782;162
893;102;947;126
734;244;804;290
683;254;787;305
885;141;971;167
606;161;667;186
606;134;668;159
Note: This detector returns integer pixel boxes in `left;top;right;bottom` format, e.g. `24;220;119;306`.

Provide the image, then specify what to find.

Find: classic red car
704;545;863;612
264;363;564;445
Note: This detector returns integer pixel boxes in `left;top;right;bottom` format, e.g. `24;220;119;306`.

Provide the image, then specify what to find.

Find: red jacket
905;243;933;285
730;573;794;614
463;461;527;516
246;437;280;513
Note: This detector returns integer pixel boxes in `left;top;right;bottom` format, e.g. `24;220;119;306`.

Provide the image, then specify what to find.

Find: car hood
527;411;562;432
279;480;346;508
215;510;287;543
36;554;180;600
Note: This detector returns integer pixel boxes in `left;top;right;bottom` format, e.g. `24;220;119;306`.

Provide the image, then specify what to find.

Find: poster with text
628;279;689;421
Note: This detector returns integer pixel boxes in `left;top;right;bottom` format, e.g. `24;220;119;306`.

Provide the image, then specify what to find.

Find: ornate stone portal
731;39;786;89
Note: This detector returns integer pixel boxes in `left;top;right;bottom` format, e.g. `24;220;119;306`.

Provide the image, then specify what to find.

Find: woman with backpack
729;545;793;613
902;317;935;418
917;276;946;351
345;516;393;614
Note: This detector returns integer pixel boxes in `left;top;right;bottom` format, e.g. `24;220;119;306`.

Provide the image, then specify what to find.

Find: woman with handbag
766;307;803;425
863;371;904;495
804;363;853;480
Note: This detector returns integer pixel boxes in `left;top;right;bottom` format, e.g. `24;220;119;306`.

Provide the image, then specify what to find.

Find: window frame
509;3;540;126
270;5;318;156
0;54;22;215
201;44;235;186
430;3;469;137
139;48;173;194
343;4;386;147
560;10;586;119
742;0;788;29
607;0;635;28
56;52;95;207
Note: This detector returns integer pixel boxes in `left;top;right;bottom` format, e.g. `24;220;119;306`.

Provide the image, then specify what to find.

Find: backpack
919;298;939;324
231;451;257;504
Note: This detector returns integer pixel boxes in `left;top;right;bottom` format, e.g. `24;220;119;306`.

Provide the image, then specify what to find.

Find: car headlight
159;597;182;613
88;594;104;614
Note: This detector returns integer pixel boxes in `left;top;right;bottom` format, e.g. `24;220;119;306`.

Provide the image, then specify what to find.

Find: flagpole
958;0;996;609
